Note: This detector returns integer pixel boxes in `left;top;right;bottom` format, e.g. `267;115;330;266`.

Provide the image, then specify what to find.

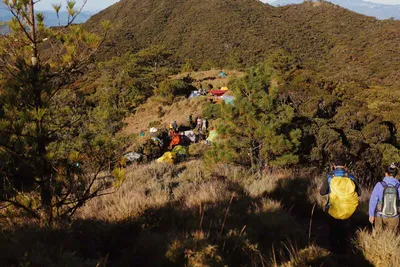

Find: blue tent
222;95;235;106
218;72;228;77
189;90;201;98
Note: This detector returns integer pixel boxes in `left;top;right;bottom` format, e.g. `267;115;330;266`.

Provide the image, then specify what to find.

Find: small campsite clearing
171;69;245;90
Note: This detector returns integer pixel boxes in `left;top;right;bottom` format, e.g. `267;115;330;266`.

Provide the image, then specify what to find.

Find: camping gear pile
125;71;233;165
187;71;235;105
128;117;219;164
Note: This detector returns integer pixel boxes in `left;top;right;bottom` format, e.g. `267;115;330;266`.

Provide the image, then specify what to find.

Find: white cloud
34;0;120;12
365;0;400;4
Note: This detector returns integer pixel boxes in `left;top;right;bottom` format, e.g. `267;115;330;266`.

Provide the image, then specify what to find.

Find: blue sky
34;0;400;12
35;0;120;12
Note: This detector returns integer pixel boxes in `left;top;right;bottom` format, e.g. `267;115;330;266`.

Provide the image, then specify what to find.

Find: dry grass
166;231;226;267
275;244;336;267
308;175;327;209
358;187;372;214
244;170;292;198
188;143;208;158
252;198;282;214
6;159;379;266
173;180;231;209
78;163;180;221
355;229;400;267
75;160;306;265
175;160;207;183
122;96;207;137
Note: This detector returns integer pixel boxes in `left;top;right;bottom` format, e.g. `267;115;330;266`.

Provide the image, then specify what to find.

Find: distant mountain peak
270;0;400;19
84;0;400;87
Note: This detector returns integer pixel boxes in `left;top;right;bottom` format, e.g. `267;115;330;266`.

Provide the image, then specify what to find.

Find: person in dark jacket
320;157;361;254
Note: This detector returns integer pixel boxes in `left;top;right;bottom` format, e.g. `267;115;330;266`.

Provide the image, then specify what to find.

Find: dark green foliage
97;45;176;110
181;58;195;73
154;79;193;104
202;102;222;120
204;52;400;185
207;63;301;170
0;1;122;223
278;68;400;186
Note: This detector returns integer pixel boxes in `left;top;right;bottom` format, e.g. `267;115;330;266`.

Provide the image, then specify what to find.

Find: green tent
172;145;188;156
206;130;218;143
218;72;228;77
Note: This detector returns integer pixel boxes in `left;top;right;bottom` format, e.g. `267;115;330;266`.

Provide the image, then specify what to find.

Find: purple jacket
369;177;400;217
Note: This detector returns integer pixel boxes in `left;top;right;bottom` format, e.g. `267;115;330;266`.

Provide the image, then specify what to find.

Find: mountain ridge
270;0;400;19
85;0;400;87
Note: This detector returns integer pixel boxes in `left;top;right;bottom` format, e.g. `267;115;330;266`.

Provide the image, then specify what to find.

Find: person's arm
368;183;380;223
353;177;362;196
320;176;330;196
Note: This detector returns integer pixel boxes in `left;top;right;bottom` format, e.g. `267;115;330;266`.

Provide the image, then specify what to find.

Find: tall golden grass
355;228;400;266
1;159;387;266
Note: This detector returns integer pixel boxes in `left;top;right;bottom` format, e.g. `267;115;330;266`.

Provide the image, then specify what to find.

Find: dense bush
202;102;222;120
205;59;400;185
155;79;193;104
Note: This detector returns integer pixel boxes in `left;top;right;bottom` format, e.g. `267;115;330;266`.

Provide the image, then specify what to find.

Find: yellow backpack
328;176;359;220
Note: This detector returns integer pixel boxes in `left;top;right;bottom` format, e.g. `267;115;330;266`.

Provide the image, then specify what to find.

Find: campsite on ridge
0;0;400;266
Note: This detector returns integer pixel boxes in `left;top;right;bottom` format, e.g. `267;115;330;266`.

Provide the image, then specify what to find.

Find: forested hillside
271;0;400;20
86;0;400;87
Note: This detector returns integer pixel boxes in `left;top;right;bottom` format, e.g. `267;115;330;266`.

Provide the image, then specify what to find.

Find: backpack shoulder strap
328;174;333;184
381;181;388;188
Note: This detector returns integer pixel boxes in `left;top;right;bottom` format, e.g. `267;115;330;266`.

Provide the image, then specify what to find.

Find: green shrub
155;79;192;103
202;102;221;120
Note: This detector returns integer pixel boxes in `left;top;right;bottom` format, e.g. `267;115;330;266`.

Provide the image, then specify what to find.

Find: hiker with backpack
172;121;179;133
202;118;207;133
369;163;400;232
320;157;361;254
196;116;202;129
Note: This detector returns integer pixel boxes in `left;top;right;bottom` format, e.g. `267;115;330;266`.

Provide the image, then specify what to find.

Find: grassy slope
121;70;243;144
0;159;382;266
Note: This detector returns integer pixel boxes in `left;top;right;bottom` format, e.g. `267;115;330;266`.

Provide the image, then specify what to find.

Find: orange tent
169;135;181;150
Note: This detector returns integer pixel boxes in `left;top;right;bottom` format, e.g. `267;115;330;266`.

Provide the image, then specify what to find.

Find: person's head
331;155;347;170
385;163;398;177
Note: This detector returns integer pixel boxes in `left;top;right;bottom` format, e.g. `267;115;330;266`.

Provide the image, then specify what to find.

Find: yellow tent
156;152;176;164
221;87;229;91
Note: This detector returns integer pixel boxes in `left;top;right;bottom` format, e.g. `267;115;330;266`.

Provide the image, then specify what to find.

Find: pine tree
0;0;113;223
209;63;301;171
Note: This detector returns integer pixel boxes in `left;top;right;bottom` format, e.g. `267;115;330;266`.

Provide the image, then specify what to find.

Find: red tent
209;89;227;96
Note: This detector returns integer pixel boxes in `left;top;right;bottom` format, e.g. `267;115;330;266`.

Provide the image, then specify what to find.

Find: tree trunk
29;0;53;224
249;147;254;170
